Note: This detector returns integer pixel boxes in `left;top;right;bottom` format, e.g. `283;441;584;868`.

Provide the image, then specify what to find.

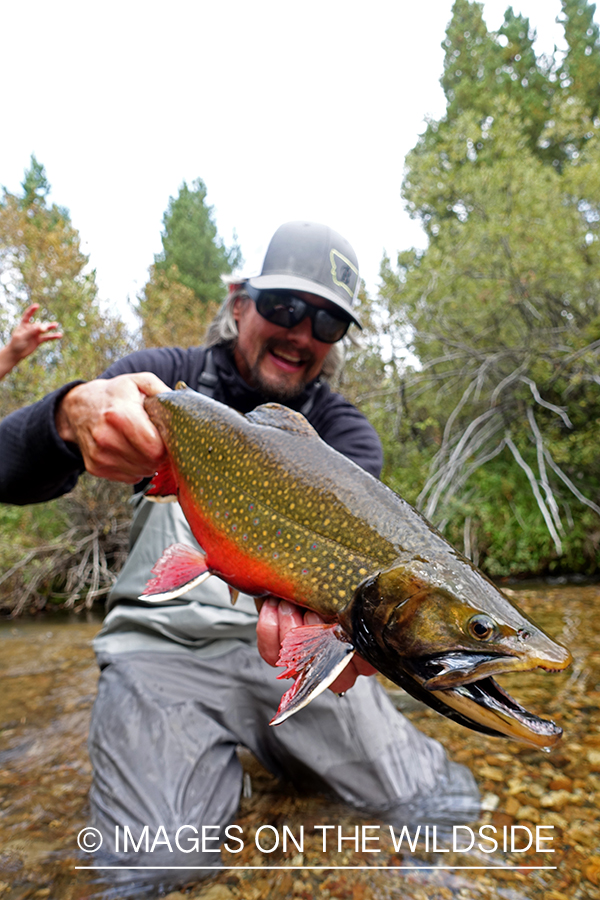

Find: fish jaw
349;562;572;748
430;678;564;750
415;638;572;691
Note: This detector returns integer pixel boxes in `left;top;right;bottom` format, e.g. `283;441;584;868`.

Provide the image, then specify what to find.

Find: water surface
0;586;598;899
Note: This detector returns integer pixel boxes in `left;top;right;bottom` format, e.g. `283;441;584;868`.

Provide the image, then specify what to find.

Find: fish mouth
385;662;565;749
402;651;569;749
431;676;563;749
353;620;567;748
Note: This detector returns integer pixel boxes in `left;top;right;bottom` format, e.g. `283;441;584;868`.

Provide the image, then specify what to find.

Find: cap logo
330;249;358;299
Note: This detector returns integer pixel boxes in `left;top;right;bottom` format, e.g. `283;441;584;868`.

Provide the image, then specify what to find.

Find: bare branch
526;407;564;535
520;376;573;428
543;449;600;517
505;434;563;554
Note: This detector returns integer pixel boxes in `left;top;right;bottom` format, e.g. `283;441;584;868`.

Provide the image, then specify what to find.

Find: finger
256;597;282;666
80;422;164;482
103;373;170;465
129;371;171;398
21;303;39;324
277;600;304;644
329;664;359;694
353;656;378;677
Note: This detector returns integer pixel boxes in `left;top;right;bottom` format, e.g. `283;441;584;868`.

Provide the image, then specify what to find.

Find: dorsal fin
175;381;191;391
246;403;318;436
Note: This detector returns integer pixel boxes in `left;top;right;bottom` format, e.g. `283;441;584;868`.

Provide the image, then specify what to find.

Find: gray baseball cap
247;221;362;327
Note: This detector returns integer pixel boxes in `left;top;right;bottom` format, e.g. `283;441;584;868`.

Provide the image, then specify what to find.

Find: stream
0;584;599;900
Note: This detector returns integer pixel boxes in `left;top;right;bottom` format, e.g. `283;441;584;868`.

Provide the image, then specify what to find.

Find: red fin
140;542;211;602
146;459;178;498
270;624;355;725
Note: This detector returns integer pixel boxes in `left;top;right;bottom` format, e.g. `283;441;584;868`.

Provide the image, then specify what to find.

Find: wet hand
256;597;377;693
55;372;170;483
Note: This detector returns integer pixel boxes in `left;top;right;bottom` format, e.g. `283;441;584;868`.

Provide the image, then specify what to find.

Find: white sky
1;1;569;326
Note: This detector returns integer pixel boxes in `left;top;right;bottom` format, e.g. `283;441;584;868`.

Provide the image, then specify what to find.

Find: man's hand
55;372;169;483
257;597;377;694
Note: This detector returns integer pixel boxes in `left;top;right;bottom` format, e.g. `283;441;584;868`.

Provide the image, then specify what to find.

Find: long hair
203;286;346;383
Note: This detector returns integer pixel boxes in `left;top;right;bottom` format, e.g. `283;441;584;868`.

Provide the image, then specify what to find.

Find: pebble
539;789;579;809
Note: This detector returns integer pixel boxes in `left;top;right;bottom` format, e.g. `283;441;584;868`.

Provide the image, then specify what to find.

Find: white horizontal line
74;865;557;871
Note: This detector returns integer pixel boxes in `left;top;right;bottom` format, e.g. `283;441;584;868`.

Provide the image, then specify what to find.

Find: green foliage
0;157;133;613
558;0;600;119
137;178;242;348
374;1;600;578
0;155;132;416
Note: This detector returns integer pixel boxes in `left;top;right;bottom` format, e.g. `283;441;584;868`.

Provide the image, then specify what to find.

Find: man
0;222;479;891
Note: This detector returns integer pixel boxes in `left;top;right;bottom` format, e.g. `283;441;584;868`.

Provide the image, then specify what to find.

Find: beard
247;338;318;402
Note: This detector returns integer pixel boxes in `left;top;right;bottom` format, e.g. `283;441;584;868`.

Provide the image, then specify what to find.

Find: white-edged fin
139;542;211;602
270;623;355;726
140;570;212;603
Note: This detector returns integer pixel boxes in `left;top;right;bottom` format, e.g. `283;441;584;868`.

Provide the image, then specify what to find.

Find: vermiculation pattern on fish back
161;396;401;614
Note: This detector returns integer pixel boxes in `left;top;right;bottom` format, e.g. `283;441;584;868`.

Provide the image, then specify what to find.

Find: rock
504;796;520;817
194;886;236;900
478;765;504;782
548;775;573;791
480;792;500;811
539;790;580;810
516;805;541;823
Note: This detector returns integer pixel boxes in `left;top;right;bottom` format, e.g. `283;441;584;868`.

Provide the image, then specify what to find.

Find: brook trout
142;384;571;749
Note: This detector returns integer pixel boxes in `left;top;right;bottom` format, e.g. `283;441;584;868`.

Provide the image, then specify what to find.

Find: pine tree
138;179;241;348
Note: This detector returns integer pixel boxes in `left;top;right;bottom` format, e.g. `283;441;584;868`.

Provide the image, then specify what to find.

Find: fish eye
467;614;496;642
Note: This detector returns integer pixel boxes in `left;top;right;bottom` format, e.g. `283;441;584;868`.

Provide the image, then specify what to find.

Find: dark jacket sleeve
0;382;87;504
0;348;202;506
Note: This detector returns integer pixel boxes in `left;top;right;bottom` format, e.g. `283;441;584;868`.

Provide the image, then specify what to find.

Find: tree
138;178;241;347
0;155;130;414
558;0;600;120
0;156;133;612
377;3;600;576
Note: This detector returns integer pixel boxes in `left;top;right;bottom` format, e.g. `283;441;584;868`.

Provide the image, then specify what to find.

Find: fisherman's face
233;292;336;401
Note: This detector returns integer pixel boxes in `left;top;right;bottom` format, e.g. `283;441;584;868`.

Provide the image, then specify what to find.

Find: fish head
350;556;572;749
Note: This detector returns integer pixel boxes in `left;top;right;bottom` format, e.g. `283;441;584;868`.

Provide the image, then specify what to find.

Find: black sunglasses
245;285;352;344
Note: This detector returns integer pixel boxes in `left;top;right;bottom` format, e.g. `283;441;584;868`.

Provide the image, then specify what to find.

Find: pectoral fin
140;542;211;602
145;459;178;500
270;624;355;725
